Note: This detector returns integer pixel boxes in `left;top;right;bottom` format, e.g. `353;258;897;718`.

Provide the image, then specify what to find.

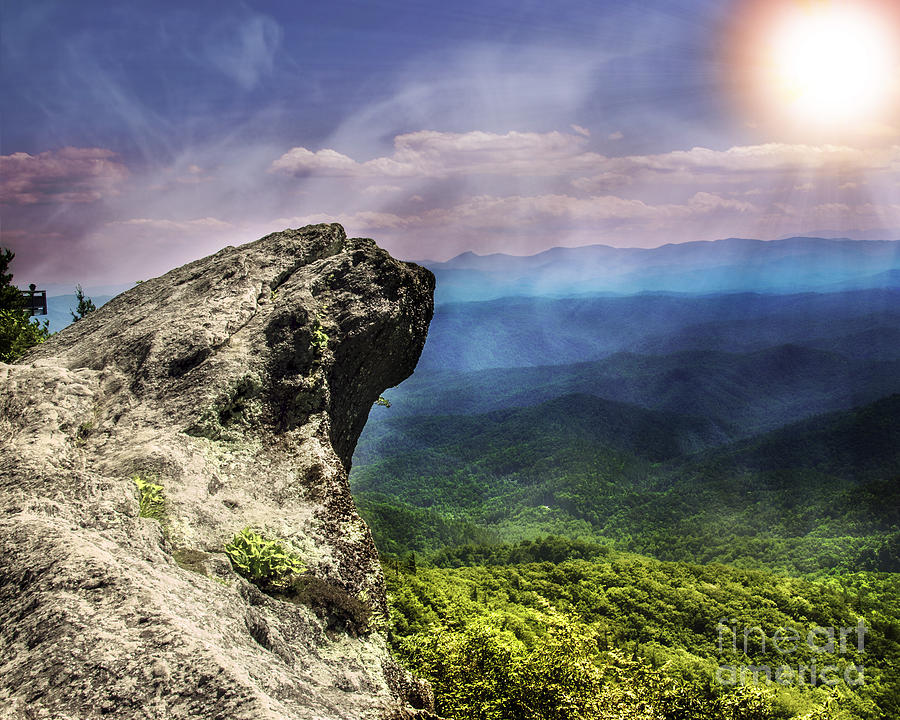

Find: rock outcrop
0;224;436;719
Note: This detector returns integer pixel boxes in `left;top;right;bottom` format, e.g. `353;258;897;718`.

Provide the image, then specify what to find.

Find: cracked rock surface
0;224;436;719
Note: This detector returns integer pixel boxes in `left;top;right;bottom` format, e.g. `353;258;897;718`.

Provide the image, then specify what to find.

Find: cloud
271;132;900;190
661;142;882;175
261;129;900;259
270;130;594;178
286;191;756;235
362;185;404;196
202;14;282;90
270;147;361;175
571;173;633;192
51;216;246;286
608;143;900;175
6;126;899;284
571;124;591;137
608;131;624;141
299;190;768;259
268;211;416;234
105;217;234;233
0;147;129;205
429;191;755;227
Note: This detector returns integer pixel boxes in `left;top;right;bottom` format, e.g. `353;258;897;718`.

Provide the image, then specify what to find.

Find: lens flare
772;6;893;123
725;0;900;137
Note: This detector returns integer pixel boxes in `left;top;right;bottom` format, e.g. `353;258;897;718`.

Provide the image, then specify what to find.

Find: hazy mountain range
417;288;900;371
350;233;900;578
427;236;900;302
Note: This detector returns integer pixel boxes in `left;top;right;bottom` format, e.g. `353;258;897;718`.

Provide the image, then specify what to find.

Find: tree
0;249;23;310
0;248;52;363
71;284;96;322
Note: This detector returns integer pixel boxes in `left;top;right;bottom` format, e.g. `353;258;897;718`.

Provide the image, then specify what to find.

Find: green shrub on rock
224;527;305;590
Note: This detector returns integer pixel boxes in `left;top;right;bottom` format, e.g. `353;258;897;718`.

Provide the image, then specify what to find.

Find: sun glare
729;0;900;136
768;4;894;125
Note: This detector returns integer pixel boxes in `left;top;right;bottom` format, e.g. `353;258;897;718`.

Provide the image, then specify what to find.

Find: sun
728;0;900;135
768;4;895;125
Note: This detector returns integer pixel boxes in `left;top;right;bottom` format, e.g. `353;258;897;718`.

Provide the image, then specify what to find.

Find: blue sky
2;0;899;290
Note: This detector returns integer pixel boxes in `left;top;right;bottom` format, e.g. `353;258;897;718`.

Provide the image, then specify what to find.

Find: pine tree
71;284;96;322
0;249;23;311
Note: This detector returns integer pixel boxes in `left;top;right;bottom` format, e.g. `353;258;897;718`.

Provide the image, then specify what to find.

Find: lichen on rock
0;224;437;719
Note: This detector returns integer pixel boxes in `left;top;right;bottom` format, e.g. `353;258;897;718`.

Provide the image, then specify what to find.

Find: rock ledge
0;224;436;719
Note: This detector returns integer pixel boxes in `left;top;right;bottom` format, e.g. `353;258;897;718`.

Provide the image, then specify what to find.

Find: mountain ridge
428;236;900;302
379;343;900;438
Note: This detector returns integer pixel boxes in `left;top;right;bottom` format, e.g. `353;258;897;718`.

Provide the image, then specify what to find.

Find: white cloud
0;147;129;205
264;131;900;258
270;130;595;178
7;126;899;285
271;132;900;190
269;147;360;175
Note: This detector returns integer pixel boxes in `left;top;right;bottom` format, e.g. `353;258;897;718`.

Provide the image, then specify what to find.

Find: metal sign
21;284;47;316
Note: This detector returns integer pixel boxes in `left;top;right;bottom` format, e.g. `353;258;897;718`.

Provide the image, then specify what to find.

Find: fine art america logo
715;618;866;687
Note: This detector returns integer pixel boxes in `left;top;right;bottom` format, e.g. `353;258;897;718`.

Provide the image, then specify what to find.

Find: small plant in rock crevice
310;318;329;353
224;527;305;591
134;475;165;519
75;421;93;446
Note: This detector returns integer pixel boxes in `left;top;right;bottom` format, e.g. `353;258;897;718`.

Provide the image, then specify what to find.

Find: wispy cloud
571;124;591;138
201;14;282;90
105;217;234;232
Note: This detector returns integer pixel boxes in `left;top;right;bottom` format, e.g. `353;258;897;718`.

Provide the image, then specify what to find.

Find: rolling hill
371;344;900;439
352;391;900;573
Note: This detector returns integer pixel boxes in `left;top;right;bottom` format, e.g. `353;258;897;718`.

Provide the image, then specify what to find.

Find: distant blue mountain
427;237;900;302
369;344;900;440
42;294;113;333
416;288;900;371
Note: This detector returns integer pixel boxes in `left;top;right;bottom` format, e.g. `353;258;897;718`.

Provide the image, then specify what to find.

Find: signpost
21;284;47;316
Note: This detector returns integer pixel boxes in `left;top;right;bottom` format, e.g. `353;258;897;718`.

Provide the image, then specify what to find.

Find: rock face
0;224;436;719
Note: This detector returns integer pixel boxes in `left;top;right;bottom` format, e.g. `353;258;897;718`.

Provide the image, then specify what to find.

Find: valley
350;237;900;719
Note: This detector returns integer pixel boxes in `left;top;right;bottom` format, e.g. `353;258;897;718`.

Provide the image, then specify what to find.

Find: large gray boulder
0;224;436;719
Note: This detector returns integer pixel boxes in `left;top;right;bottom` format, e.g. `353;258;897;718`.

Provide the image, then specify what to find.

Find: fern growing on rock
134;475;165;519
224;527;305;591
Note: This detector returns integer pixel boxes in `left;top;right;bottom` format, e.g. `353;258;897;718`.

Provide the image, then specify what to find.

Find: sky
1;0;899;291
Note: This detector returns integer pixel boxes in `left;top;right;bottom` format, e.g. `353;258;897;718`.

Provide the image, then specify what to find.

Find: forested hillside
350;250;900;719
355;393;899;573
384;542;900;720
